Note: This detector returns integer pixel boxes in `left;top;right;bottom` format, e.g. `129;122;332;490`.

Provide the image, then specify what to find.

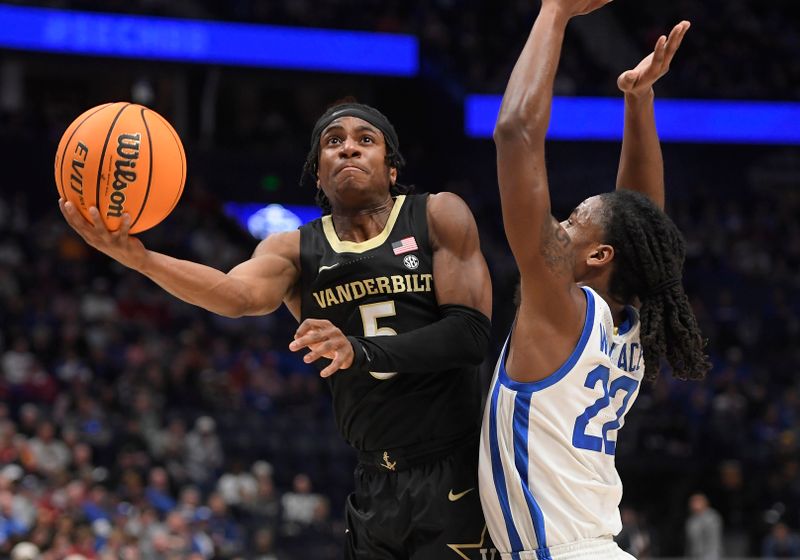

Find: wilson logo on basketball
55;102;186;233
107;133;141;218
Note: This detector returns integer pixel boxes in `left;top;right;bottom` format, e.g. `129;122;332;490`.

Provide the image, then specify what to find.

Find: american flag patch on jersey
392;236;418;255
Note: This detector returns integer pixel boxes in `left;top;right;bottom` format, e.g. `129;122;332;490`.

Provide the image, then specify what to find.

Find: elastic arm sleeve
346;304;491;374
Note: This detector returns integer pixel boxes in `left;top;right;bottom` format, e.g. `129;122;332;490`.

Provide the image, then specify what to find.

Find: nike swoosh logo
448;488;475;502
318;263;341;273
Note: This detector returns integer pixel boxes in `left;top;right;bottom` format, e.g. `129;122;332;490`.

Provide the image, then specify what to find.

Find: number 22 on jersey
572;365;639;455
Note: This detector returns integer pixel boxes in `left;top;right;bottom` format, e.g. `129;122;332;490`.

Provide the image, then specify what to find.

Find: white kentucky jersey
479;286;644;559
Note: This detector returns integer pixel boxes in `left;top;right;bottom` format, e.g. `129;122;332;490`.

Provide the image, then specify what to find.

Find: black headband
310;103;400;155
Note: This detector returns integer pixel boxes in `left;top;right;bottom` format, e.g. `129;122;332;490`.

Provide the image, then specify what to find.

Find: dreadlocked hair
300;102;411;216
599;190;710;381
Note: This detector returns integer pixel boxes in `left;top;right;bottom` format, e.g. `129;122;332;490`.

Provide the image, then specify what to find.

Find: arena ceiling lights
0;4;418;76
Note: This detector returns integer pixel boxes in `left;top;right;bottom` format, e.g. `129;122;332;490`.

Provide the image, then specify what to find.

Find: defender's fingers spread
653;36;667;62
668;21;689;47
671;24;690;50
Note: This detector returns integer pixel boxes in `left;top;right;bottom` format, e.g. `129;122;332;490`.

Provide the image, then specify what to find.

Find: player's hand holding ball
55;102;186;271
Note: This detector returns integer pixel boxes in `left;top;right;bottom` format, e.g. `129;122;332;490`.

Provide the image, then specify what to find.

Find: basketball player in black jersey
59;102;494;559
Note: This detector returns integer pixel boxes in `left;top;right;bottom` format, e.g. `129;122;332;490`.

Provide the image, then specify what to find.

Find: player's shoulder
426;191;477;225
424;192;480;250
426;191;468;210
252;229;300;259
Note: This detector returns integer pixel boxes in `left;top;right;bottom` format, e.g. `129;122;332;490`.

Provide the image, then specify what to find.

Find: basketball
54;102;186;234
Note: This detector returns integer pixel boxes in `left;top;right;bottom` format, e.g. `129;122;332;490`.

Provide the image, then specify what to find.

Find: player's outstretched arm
60;199;299;318
493;0;609;320
616;21;690;210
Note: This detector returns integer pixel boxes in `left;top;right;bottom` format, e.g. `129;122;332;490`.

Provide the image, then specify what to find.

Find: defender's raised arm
616;21;691;209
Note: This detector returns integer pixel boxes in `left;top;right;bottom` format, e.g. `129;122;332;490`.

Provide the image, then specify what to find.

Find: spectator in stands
616;507;651;558
205;492;244;557
184;417;224;492
762;522;800;558
10;541;41;560
216;457;257;508
281;473;324;535
241;461;281;536
685;493;724;559
145;467;176;515
27;421;71;478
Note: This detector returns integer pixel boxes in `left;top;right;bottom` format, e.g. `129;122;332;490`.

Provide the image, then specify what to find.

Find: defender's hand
542;0;613;18
618;21;690;97
290;319;355;378
59;199;148;271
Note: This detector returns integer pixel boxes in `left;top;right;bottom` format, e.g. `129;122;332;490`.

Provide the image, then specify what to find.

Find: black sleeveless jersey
299;194;480;454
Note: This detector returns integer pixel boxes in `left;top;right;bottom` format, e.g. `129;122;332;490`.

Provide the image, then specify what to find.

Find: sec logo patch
403;254;419;270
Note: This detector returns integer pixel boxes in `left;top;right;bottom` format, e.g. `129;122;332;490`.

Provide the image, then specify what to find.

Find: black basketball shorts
344;440;495;560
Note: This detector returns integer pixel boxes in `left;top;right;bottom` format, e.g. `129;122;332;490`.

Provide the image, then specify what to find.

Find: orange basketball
54;102;186;234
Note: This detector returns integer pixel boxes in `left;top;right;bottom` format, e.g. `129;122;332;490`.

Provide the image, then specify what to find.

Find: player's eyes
362;136;374;143
326;137;341;145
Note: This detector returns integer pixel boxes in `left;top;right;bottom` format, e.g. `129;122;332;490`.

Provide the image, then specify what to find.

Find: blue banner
0;4;418;76
466;95;800;145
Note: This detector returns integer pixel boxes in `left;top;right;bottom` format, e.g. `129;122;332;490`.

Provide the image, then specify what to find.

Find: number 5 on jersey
359;301;398;380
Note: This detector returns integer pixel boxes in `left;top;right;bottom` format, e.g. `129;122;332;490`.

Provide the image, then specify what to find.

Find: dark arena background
1;1;799;559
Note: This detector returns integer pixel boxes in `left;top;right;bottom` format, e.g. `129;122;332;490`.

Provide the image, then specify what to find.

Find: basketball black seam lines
146;109;185;216
95;103;131;220
131;107;154;230
57;103;112;201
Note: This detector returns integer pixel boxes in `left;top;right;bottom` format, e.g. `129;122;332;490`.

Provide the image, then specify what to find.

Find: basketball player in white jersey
479;1;710;558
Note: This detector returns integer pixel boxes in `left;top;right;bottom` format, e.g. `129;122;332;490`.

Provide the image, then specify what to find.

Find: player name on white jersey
479;287;643;558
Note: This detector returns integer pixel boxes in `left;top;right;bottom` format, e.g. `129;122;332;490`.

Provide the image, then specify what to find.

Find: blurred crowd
1;159;800;558
0;191;352;559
